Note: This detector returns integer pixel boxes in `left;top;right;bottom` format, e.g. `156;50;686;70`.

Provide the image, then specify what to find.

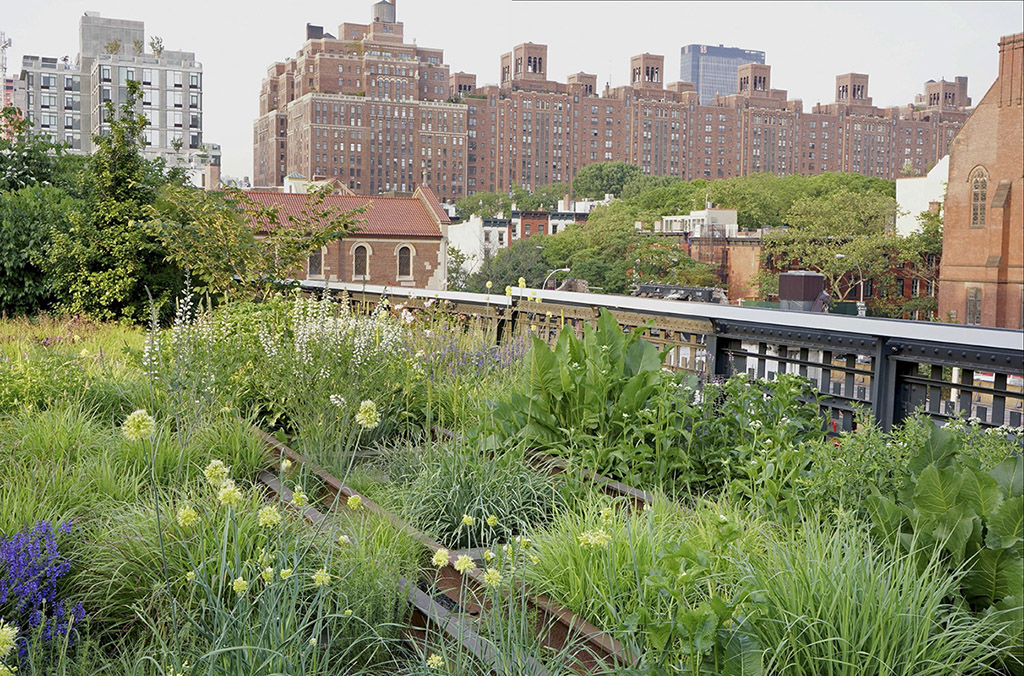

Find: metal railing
300;280;1024;433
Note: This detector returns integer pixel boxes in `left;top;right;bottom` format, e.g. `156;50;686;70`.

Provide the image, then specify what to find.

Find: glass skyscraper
680;44;766;105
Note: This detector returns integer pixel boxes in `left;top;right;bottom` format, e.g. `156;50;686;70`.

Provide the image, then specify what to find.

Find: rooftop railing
300;279;1024;433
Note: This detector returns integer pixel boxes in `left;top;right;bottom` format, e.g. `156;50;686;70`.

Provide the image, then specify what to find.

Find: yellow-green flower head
122;409;156;441
578;529;612;549
291;486;309;508
176;505;199;529
514;535;532;548
482;567;503;588
485;280;493;290
338;534;351;545
1;666;17;676
355;399;380;430
218;479;243;508
280;568;293;580
517;276;526;288
280;458;293;472
185;571;196;582
483;549;495;563
347;495;362;510
486;514;499;527
0;619;19;658
261;567;274;584
461;514;475;527
258;506;282;528
432;548;450;568
505;285;512;296
204;459;229;487
454;555;476;573
232;577;248;595
600;506;615;523
343;609;353;617
312;568;331;587
427;653;445;669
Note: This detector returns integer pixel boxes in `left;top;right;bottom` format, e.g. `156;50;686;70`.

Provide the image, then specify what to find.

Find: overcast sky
4;1;1021;179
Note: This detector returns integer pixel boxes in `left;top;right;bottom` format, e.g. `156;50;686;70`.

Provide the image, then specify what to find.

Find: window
970;166;988;227
307;248;323;277
397;245;412;278
353;244;368;279
966;288;982;325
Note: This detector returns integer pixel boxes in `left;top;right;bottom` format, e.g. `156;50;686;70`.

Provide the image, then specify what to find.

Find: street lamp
543;267;571;289
835;254;866;317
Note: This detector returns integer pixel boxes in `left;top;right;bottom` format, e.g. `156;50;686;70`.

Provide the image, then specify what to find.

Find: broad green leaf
913;463;964;518
907;424;957;476
963;548;1024;606
527;335;562;404
991;457;1024;499
986;496;1024;556
867;492;903;541
932;506;977;565
961;467;1004;518
722;628;764;676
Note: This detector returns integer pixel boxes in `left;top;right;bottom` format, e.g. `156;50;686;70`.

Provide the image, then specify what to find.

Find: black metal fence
301;280;1024;433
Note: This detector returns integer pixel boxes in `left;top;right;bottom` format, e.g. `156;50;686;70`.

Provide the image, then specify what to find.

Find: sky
3;1;1022;180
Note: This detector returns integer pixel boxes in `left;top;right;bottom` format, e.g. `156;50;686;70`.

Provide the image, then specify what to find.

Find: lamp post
543;267;571;290
835;254;866;317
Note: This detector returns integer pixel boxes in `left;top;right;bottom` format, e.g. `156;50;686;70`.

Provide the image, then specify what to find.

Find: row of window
307;244;416;281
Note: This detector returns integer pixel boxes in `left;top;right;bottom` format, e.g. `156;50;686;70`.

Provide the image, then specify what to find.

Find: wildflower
185;571;196;581
343;609;353;616
280;458;293;472
483;549;495;563
528;554;539;565
218;479;243;508
204;459;229;487
485;280;493;290
329;394;346;408
505;285;512;296
355;400;380;429
261;567;274;583
514;535;532;548
347;495;362;510
312;568;331;587
122;409;156;441
483;567;503;588
309;637;317;646
0;619;18;657
232;577;248;595
338;534;351;545
530;324;538;331
461;514;475;527
79;348;89;358
600;506;615;523
427;653;445;669
280;568;293;580
486;514;499;527
518;276;526;288
578;529;612;549
291;486;309;508
432;549;450;568
176;505;200;529
454;555;476;573
258;506;282;528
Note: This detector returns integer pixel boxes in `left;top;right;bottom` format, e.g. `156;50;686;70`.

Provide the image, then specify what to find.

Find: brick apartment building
939;33;1023;329
252;0;467;201
255;1;972;201
243;185;448;289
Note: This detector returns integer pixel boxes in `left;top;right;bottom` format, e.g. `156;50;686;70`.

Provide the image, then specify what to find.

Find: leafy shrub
868;423;1023;671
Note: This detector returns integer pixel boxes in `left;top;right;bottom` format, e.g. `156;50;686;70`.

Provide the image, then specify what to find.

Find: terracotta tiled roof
241;191;443;238
413;186;451;224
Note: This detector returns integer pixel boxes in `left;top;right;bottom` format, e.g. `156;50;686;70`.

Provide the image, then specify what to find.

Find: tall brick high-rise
256;4;974;200
253;0;467;199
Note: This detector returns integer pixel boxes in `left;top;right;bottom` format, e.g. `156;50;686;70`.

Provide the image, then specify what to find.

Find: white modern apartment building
17;12;218;178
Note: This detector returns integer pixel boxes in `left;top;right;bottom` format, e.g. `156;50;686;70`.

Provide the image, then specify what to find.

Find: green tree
454;191;512;219
146;184;362;299
760;188;901;311
446;245;470;291
630;240;718;287
0;186;82;316
572;161;643;199
0;106;78;192
467;239;549;292
45;80;181;321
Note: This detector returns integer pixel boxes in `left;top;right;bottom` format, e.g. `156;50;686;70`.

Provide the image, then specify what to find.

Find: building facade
939;33;1023;329
17;12;216;173
252;0;468;201
680;43;766;105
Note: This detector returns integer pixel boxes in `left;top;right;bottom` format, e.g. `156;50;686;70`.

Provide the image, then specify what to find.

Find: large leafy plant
868;424;1023;671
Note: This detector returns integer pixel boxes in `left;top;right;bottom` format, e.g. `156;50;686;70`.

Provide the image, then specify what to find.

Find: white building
446;214;511;274
896;155;948;236
17;12;217;184
655;207;738;237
